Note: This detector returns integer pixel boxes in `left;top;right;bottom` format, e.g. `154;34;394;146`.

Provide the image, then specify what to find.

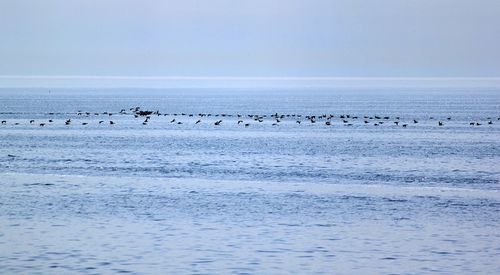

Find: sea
0;87;499;274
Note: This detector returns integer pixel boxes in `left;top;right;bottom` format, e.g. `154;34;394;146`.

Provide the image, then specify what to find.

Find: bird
1;120;6;124
438;121;443;126
195;120;201;124
39;123;45;126
214;120;222;125
170;119;176;123
110;121;115;125
325;121;331;126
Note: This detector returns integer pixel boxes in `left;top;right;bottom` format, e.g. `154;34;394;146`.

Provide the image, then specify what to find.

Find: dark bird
244;123;250;127
413;120;418;123
195;120;201;124
488;121;493;125
170;119;176;123
30;120;35;124
1;120;6;124
214;120;222;125
39;123;45;126
402;124;407;128
438;121;443;126
110;121;115;125
237;120;243;124
99;121;104;124
82;122;88;125
325;121;331;126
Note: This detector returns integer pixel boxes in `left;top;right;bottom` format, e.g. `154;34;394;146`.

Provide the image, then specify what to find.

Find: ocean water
0;88;499;274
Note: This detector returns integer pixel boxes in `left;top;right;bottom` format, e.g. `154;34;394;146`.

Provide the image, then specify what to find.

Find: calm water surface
0;88;499;274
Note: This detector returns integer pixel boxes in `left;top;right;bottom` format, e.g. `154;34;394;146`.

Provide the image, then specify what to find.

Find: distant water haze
1;76;500;89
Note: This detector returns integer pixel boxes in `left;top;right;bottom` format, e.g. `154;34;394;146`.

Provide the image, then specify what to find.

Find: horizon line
1;75;500;80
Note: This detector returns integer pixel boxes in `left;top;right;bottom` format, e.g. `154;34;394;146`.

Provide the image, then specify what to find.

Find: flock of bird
0;106;498;128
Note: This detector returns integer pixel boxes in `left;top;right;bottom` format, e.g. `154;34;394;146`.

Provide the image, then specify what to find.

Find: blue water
0;88;499;274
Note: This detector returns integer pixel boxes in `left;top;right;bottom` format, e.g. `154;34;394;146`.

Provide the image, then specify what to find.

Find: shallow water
0;88;499;273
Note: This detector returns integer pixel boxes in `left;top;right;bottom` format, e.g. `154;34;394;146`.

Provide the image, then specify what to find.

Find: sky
0;0;499;87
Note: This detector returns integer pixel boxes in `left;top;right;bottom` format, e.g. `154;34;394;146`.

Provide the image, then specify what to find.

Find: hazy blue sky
0;0;499;79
